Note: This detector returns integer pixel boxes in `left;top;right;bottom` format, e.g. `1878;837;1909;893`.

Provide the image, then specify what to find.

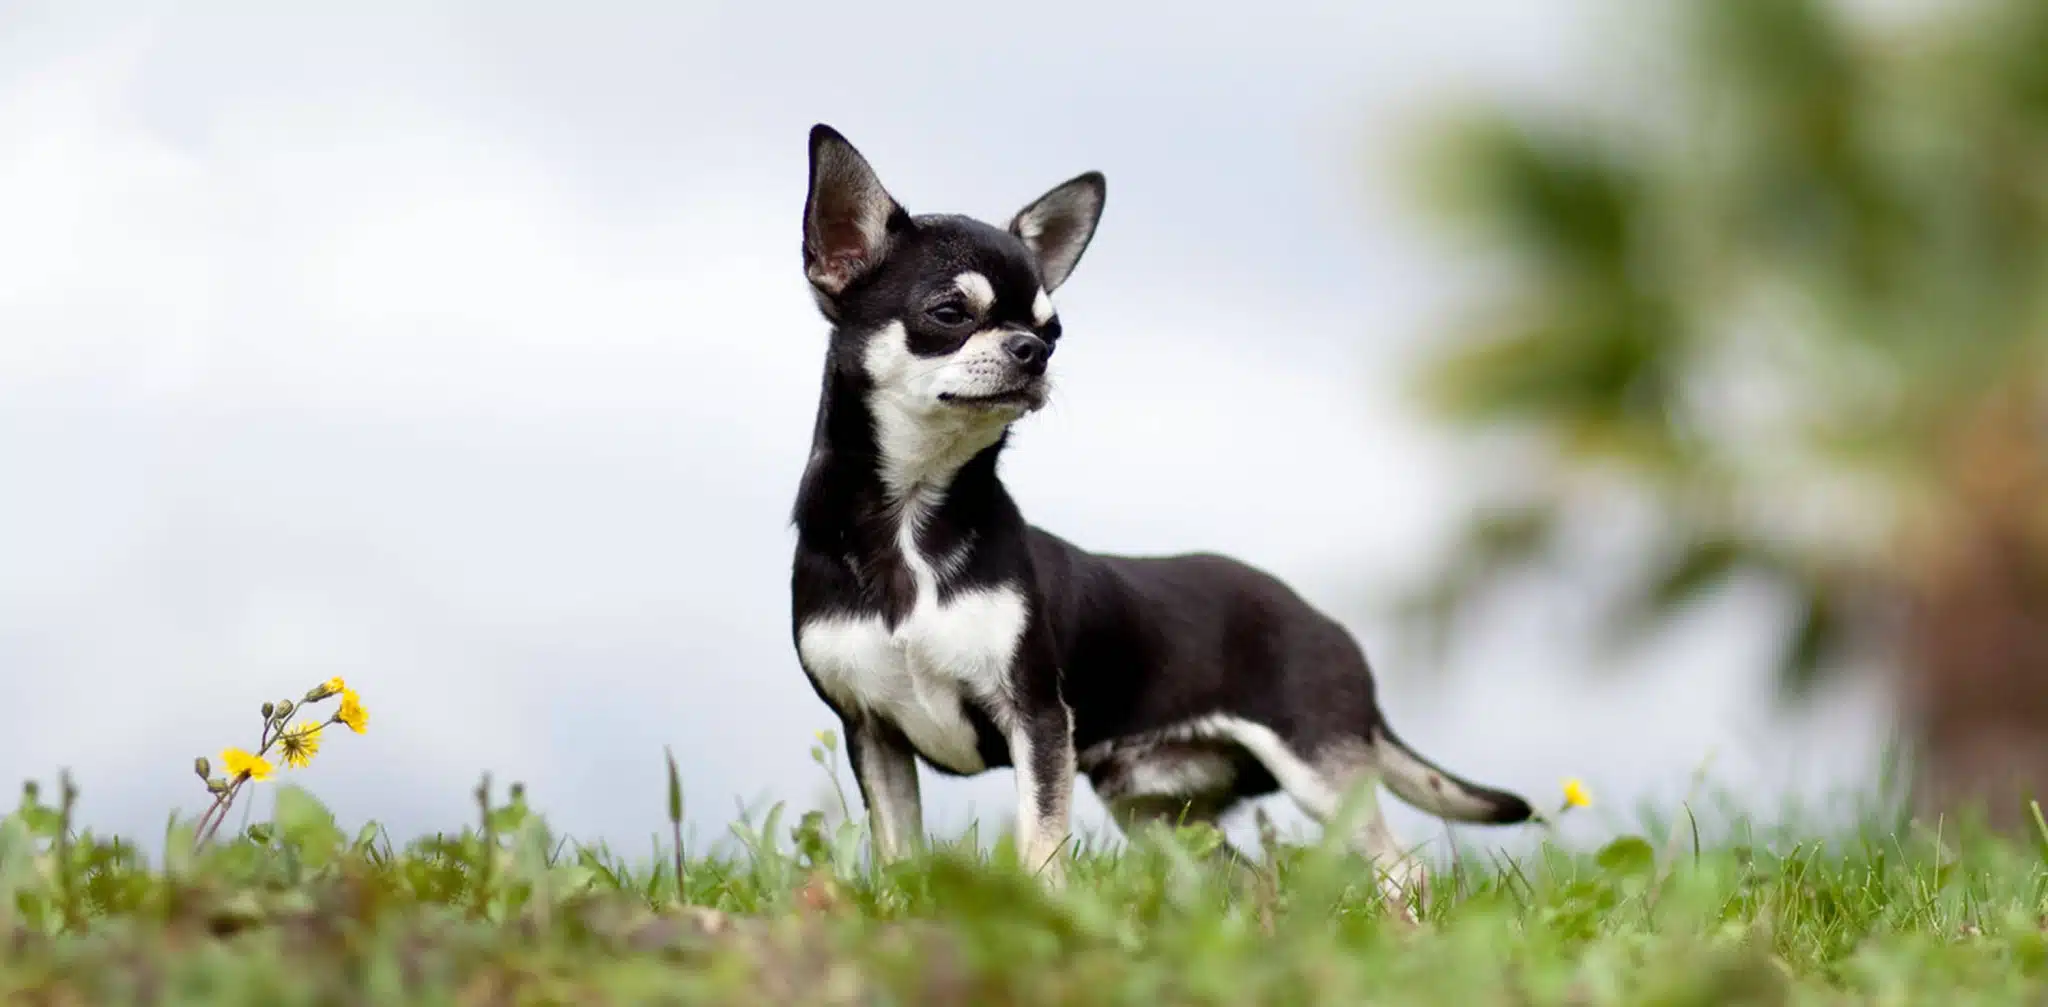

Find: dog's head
802;124;1104;432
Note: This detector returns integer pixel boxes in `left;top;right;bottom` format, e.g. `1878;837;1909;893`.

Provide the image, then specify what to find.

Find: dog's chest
797;582;1028;775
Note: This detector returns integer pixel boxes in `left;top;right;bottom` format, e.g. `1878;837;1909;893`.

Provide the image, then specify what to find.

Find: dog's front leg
845;717;923;863
1009;702;1076;884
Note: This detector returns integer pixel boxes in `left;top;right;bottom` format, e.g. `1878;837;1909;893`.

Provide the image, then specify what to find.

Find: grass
6;765;2048;1006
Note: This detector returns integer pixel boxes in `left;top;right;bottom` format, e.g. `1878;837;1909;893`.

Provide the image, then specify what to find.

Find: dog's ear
804;125;907;301
1009;172;1105;292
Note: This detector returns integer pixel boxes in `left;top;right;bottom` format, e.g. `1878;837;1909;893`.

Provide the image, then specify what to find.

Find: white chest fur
797;326;1036;775
798;585;1028;774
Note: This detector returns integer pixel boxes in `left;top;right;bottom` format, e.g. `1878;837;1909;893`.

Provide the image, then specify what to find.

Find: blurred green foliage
1406;0;2048;698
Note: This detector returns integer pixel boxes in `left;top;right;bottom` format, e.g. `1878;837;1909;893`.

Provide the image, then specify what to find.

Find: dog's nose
1003;333;1049;375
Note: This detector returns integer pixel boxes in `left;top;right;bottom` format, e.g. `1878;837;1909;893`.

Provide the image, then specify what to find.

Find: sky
0;1;1893;861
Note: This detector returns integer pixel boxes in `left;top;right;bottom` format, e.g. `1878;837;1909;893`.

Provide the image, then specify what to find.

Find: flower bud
207;777;230;793
272;699;295;721
193;757;212;780
261;702;275;719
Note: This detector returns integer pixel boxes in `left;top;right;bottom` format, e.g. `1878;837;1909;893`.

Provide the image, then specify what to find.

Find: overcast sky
0;1;1892;861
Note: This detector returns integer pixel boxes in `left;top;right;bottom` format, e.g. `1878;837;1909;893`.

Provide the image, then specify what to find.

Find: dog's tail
1372;722;1534;825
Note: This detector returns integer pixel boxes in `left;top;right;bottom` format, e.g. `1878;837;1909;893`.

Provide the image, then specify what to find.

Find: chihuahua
788;124;1532;910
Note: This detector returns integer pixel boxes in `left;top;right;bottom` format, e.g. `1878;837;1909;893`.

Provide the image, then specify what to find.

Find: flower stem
195;776;249;850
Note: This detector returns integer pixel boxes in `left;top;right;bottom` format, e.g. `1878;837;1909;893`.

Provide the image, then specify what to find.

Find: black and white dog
788;124;1532;906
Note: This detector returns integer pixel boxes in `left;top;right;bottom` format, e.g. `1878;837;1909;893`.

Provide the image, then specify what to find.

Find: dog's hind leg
1309;743;1431;919
1208;720;1428;919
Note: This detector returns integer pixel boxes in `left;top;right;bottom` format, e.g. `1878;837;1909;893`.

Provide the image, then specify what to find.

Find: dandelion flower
305;676;347;702
335;689;370;735
1562;778;1592;810
278;721;323;769
220;747;275;782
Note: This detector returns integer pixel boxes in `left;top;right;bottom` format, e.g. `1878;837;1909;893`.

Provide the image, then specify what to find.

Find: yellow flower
278;722;323;769
220;747;274;782
1562;778;1593;810
304;676;347;702
335;689;369;735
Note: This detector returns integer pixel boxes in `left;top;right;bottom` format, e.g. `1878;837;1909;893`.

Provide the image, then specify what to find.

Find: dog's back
1027;528;1359;739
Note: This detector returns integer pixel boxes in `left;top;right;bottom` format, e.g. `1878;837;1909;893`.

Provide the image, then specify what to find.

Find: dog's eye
926;303;970;327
